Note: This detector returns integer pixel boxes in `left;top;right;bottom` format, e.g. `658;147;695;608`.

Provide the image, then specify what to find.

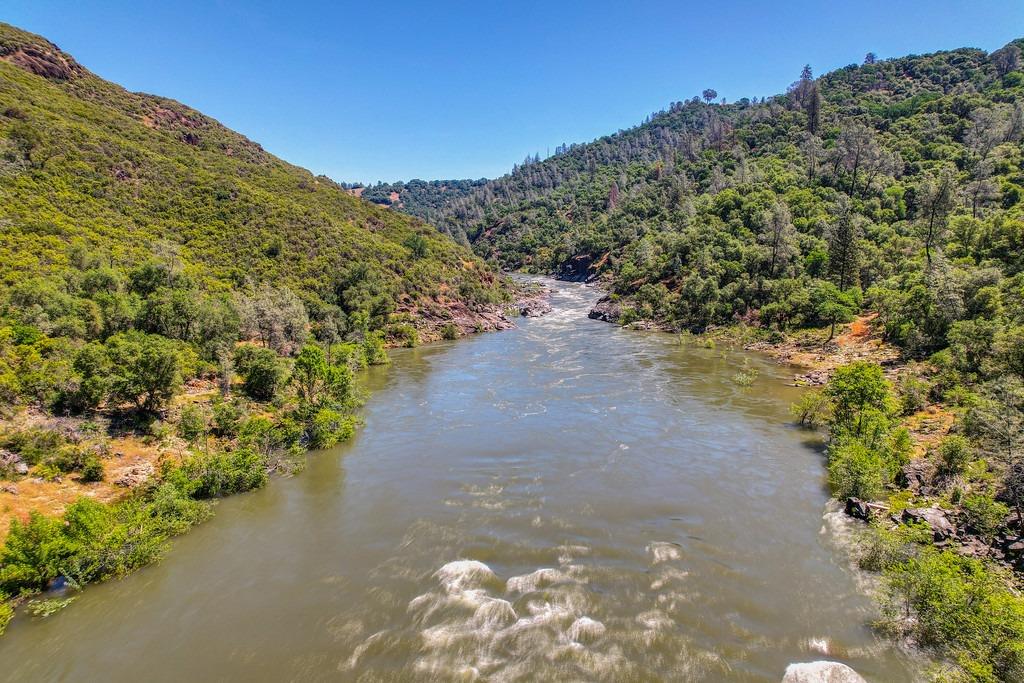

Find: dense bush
234;345;286;401
879;548;1024;682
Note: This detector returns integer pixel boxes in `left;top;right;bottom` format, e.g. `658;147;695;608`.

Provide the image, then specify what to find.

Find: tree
761;201;797;278
291;344;352;408
825;361;892;436
811;280;858;341
826;203;863;290
864;52;877;65
789;65;821;133
991;44;1021;77
234;346;286;401
104;332;182;412
916;168;956;267
702;88;718;104
834;123;888;197
236;283;309;354
967;377;1024;523
607;181;620;210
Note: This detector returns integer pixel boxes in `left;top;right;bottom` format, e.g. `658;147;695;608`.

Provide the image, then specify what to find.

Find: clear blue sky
5;1;1023;183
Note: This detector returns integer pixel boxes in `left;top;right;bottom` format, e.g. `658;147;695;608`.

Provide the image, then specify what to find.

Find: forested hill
345;179;487;241
402;40;1024;344
0;22;508;348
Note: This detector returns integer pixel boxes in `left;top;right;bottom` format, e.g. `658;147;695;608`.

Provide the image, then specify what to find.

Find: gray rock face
782;661;867;683
902;506;956;541
588;296;621;323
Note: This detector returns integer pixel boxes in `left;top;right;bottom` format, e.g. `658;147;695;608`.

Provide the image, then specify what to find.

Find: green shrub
174;447;267;498
308;408;356;449
896;374;929;416
790;389;832;428
825;361;894;437
103;331;183;412
211;399;244;438
0;596;12;636
879;549;1024;682
0;511;72;593
79;453;104;483
939;435;973;475
828;439;886;500
234;346;285;401
858;521;932;572
362;331;389;365
177;403;207;443
1;428;65;466
441;323;459;340
389;323;418;348
962;493;1010;541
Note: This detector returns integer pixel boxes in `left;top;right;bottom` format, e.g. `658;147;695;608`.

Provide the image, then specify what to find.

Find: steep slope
348;178;487;239
0;23;508;342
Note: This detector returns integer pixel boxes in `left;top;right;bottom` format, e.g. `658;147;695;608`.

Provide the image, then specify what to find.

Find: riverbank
0;282;551;635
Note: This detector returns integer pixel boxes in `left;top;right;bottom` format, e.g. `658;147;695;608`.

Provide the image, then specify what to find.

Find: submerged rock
782;661;867;683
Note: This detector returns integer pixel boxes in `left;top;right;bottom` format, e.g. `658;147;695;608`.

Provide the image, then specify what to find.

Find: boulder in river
782;661;867;683
844;497;872;521
902;507;955;542
588;296;620;323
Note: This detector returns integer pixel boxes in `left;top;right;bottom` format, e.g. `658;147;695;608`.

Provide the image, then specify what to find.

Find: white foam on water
473;597;517;629
435;560;498;594
568;616;606;644
647;541;683;563
506;567;567;594
636;609;674;631
557;544;590;565
806;636;831;655
650;566;689;590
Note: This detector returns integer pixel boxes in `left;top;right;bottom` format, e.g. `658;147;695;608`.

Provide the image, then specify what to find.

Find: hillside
0;23;509;346
346;178;486;241
0;21;513;622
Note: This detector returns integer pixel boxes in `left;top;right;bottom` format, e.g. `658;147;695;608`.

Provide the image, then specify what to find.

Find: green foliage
291;344;352;409
362;331;389;365
962;493;1010;541
0;511;71;592
177;403;208;443
857;521;932;572
938;435;974;476
103;331;183;412
308;408;356;449
828;439;887;499
879;549;1024;682
790;388;832;428
233;345;286;401
0;596;12;635
172;447;267;499
78;453;104;482
825;361;893;436
389;323;419;348
210;398;244;438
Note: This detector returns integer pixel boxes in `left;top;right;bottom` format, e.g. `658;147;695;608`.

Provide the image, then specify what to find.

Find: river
0;279;920;681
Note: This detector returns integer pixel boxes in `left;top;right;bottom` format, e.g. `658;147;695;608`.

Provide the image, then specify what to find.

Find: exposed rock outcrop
588;295;621;323
902;507;956;542
782;661;867;683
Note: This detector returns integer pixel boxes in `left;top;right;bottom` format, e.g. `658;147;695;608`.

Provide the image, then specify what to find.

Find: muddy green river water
0;280;921;681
